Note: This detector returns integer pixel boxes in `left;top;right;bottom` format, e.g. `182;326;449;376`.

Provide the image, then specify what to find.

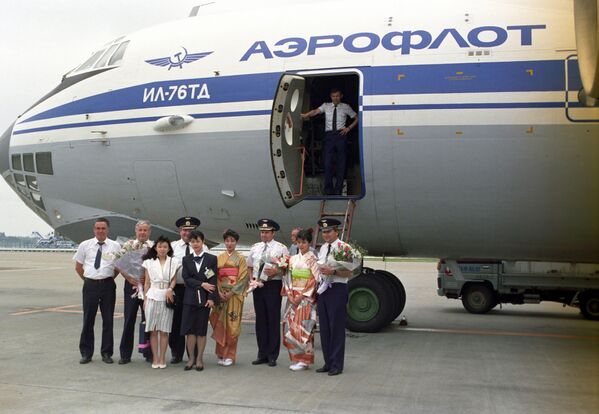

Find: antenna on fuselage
189;2;216;17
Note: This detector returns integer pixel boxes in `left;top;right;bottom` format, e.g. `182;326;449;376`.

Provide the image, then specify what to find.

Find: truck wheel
461;283;496;314
346;274;394;332
579;291;599;320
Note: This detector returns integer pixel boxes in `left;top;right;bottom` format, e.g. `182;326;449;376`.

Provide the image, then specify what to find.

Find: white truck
437;260;599;320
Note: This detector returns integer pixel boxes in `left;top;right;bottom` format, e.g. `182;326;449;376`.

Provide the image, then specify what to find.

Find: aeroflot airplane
1;0;597;328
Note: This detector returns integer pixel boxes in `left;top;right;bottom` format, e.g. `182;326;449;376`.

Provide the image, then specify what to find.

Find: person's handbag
164;259;176;309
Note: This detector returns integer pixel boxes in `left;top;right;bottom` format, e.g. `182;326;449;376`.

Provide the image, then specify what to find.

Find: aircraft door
270;74;306;208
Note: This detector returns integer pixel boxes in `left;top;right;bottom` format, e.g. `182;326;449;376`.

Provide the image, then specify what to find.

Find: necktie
94;242;105;269
193;256;203;264
332;105;337;131
257;243;268;276
185;243;190;256
326;243;331;258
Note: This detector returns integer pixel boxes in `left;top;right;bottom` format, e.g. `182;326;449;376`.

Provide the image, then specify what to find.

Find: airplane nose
0;122;14;179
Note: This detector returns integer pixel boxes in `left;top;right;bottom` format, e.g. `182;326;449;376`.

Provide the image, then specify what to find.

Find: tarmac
0;252;597;413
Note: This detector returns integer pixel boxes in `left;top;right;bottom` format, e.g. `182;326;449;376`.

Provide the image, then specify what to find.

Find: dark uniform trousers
169;283;186;359
80;277;116;358
318;282;348;372
324;130;347;195
119;282;151;360
253;280;283;361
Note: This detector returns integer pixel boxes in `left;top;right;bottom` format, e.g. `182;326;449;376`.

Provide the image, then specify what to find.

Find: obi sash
218;267;239;286
291;268;311;289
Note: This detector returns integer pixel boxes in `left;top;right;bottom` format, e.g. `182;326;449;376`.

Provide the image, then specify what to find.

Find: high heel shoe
196;365;204;371
184;364;195;371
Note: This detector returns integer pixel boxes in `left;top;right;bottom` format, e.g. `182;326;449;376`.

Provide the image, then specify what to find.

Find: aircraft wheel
373;269;406;321
461;283;496;314
346;273;393;332
579;291;599;320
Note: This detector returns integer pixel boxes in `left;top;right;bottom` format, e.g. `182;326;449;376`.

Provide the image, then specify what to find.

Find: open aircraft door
270;74;306;208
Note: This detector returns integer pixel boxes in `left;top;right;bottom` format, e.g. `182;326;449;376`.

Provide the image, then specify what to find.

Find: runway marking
0;266;71;273
399;326;599;341
11;302;124;318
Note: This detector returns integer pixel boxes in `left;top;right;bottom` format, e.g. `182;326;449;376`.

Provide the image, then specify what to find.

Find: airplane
1;0;598;331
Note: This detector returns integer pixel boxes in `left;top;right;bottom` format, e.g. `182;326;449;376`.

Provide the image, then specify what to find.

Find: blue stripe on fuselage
18;59;582;125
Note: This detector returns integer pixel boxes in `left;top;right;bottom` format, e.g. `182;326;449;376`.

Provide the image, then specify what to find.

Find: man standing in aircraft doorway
302;88;358;196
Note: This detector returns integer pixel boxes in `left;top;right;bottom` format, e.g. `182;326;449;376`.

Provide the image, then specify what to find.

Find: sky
0;0;228;236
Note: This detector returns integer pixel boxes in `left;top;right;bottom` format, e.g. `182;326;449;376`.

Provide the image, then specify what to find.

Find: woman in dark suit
181;229;219;371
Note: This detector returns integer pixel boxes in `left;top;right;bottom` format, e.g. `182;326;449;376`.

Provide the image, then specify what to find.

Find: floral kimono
209;250;248;361
282;250;320;365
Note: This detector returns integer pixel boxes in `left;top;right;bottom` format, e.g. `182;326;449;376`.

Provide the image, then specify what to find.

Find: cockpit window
76;49;107;72
94;44;119;68
108;41;130;66
67;39;130;77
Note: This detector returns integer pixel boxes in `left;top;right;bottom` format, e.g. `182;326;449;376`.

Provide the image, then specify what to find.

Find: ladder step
320;212;348;217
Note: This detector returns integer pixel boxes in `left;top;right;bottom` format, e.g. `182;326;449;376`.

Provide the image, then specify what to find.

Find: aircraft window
26;175;39;191
108;41;130;66
23;153;35;172
94;44;119;68
14;173;26;187
76;49;106;72
11;154;22;171
30;192;45;210
35;152;54;175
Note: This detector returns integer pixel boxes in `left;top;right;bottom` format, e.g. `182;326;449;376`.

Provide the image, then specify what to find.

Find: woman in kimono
209;229;248;366
282;229;320;371
142;236;180;369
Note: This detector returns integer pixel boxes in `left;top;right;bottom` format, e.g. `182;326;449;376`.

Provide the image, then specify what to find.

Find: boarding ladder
313;199;357;248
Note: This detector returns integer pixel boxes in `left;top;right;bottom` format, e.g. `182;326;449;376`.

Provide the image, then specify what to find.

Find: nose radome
0;122;15;179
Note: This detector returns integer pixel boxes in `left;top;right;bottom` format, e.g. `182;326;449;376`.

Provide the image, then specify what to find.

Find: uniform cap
318;218;341;231
257;218;280;231
175;216;200;230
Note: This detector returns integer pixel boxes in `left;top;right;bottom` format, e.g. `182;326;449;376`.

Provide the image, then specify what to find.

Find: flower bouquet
114;240;149;299
317;241;364;294
248;253;290;293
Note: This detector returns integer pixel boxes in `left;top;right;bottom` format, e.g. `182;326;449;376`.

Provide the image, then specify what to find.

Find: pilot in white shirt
247;219;289;366
301;88;358;195
73;218;121;365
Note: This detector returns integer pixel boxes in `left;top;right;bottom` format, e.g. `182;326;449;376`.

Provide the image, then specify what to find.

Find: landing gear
346;268;406;332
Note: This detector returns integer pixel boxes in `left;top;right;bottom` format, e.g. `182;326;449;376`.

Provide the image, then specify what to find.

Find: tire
579;291;599;320
371;273;400;325
374;269;406;321
346;273;394;332
461;283;496;314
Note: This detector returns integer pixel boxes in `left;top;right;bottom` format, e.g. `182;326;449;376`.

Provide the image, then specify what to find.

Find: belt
152;282;170;289
85;277;114;283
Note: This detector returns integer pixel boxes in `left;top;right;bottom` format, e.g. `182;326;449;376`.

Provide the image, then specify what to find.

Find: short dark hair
142;235;174;260
223;229;239;241
189;229;205;241
95;217;110;227
296;228;314;243
330;88;342;95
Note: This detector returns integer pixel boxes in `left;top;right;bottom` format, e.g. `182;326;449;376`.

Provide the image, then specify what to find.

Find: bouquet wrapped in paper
248;253;290;293
317;241;363;294
114;241;149;299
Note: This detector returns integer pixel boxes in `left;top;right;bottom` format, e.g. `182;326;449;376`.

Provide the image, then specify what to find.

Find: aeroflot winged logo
146;47;212;70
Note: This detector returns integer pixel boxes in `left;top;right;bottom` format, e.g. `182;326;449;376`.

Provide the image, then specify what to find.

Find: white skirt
145;299;174;333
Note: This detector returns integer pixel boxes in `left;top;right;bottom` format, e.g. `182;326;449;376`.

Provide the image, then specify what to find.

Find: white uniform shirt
73;237;121;280
318;238;348;284
318;102;357;132
247;239;289;281
172;239;210;284
142;256;180;301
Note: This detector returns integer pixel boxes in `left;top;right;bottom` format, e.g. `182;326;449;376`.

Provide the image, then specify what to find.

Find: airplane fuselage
2;0;598;261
